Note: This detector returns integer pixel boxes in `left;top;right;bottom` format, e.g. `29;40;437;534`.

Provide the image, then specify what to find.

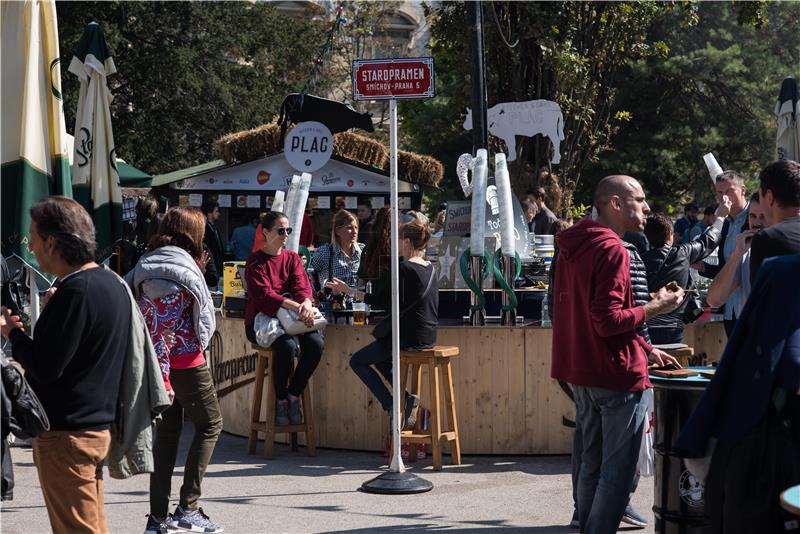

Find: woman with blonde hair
310;209;364;291
127;207;223;534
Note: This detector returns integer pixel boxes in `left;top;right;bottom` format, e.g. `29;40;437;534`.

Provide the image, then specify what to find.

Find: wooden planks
215;317;583;455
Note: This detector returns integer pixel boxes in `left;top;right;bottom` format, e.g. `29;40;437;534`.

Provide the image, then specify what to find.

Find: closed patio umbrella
1;0;72;326
69;21;122;261
1;0;72;268
775;76;800;162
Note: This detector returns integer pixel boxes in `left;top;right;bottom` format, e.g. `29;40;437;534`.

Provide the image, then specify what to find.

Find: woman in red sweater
244;212;324;426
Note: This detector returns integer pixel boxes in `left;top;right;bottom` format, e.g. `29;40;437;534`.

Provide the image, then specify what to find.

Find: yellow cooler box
223;261;247;315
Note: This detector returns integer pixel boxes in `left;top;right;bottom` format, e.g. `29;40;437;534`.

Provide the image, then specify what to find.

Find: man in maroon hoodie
552;175;684;533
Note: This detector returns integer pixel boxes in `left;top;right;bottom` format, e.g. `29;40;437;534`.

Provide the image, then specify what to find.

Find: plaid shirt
310;242;364;289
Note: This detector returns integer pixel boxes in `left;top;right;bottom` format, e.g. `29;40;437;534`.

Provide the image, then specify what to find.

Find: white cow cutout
463;100;565;163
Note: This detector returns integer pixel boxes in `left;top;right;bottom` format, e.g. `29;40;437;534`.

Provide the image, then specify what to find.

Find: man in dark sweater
1;197;131;534
749;159;800;283
202;199;224;278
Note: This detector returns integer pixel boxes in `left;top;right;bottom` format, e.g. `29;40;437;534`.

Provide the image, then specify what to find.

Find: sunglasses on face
276;227;292;236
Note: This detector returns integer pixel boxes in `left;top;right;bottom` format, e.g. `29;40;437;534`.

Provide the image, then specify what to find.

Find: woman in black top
349;220;438;429
642;210;724;344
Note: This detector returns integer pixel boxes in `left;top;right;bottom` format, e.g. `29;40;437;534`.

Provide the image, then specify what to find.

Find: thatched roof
214;123;443;188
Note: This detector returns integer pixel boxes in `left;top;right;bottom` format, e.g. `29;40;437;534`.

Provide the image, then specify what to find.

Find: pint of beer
352;302;366;325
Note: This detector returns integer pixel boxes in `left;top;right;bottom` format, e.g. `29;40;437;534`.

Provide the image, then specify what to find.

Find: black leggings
246;324;324;400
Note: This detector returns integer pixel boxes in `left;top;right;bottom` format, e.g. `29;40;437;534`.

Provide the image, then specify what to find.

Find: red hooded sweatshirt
551;219;653;391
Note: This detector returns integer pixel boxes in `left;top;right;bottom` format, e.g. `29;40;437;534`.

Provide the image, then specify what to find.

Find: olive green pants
150;364;222;518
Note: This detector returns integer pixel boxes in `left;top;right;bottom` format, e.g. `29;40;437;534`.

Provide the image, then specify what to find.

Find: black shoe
403;393;420;430
144;514;172;534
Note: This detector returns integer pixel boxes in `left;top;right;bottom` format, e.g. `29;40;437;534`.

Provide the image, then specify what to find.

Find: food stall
154;124;727;456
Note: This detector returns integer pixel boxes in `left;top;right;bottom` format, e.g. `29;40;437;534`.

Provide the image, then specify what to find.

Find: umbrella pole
360;99;432;495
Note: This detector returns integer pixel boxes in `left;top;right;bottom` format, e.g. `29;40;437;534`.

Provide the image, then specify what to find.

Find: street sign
352;57;435;101
283;121;333;172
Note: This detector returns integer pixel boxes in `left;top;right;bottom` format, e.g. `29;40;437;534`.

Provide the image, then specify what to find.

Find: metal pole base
360;471;434;495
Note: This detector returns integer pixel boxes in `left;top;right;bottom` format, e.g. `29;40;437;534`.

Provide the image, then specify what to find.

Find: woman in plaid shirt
310;210;364;290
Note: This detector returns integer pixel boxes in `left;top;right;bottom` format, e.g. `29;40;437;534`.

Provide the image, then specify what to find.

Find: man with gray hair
1;197;131;533
552;175;683;533
696;170;750;336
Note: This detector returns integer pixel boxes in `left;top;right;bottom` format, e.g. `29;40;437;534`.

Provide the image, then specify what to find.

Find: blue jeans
350;340;394;412
573;386;647;534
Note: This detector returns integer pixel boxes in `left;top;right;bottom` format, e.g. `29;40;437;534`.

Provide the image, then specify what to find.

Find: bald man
551;175;684;533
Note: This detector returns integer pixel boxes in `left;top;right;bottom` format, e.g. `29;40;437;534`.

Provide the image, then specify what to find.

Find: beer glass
352;302;366;325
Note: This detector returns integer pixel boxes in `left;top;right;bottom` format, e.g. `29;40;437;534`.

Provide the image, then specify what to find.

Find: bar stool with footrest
247;343;316;458
399;345;461;471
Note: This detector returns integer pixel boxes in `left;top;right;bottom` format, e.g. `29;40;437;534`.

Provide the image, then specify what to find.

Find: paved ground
0;430;655;533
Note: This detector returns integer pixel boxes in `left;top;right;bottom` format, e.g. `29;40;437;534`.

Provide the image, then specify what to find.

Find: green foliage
402;1;669;216
56;1;326;174
586;1;800;209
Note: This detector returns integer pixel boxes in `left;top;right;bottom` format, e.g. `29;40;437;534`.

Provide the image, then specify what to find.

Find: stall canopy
150;123;444;201
155;154;419;194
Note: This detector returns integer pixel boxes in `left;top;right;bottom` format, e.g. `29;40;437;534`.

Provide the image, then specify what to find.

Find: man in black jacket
749;159;800;283
1;197;131;533
202;200;224;278
643;207;725;344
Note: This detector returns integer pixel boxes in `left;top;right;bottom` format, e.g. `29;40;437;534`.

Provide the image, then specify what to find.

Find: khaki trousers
32;430;111;534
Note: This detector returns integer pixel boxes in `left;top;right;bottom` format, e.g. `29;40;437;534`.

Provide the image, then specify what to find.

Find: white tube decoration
703;153;723;186
470;148;488;257
283;174;301;221
271;190;286;213
494;153;515;257
285;173;311;252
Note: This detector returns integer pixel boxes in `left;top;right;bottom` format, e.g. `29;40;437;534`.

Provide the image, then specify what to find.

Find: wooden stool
247;343;316;458
653;343;695;367
399;346;461;471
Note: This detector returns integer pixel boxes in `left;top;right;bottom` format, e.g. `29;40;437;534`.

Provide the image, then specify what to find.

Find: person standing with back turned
551;176;684;533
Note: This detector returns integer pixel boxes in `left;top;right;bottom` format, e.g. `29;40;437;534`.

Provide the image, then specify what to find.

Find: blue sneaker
167;506;224;533
621;504;647;528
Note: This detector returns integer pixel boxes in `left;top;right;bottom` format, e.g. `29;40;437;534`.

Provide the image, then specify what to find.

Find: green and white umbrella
1;0;72;269
69;21;122;261
775;76;800;162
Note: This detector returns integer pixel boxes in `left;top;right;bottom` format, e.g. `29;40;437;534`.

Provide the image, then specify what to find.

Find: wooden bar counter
208;315;726;455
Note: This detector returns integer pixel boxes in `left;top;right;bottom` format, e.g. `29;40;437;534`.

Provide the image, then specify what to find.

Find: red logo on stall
257;170;270;185
347;179;354;187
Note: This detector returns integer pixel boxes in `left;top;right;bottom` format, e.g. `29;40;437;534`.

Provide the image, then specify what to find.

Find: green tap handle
492;250;522;311
459;248;492;312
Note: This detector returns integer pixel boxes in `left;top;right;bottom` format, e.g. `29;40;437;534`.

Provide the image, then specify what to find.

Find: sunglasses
276;227;293;236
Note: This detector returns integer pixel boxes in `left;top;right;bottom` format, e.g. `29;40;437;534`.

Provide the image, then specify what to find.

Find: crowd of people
0;157;798;534
550;159;800;533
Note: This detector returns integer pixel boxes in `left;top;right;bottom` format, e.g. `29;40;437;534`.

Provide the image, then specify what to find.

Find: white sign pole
388;98;404;474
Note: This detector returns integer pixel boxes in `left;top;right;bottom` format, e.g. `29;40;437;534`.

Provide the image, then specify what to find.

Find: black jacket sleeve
681;218;724;266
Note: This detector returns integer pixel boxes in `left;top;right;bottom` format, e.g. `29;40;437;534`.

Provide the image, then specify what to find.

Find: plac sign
352;57;435;101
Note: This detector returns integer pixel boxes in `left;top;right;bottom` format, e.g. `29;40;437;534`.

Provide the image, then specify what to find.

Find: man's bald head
592;174;650;235
594;175;641;215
